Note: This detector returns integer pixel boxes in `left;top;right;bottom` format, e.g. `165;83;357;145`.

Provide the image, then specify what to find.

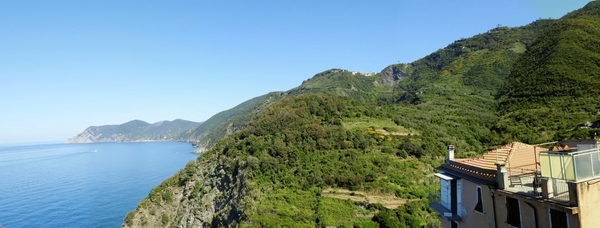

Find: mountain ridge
177;18;555;155
66;119;201;143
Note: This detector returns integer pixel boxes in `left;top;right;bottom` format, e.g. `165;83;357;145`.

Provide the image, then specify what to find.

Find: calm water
0;142;197;228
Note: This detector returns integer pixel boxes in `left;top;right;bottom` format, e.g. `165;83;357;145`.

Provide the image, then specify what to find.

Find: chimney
446;145;455;165
496;163;508;189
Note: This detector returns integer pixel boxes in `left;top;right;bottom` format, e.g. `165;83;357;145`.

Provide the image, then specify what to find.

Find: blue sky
0;0;592;143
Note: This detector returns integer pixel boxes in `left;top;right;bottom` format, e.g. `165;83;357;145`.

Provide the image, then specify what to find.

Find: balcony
428;201;462;221
427;191;462;221
539;148;600;183
504;171;571;203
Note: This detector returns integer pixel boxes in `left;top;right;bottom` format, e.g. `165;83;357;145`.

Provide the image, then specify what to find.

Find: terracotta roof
442;142;547;181
550;144;572;151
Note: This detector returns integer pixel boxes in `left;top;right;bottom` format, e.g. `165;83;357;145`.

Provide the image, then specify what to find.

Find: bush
161;213;169;225
162;189;173;204
372;209;404;228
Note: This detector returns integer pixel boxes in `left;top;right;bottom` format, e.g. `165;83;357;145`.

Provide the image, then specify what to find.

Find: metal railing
552;179;570;203
506;169;541;197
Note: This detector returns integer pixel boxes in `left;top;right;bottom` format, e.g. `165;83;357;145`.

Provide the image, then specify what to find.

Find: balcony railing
539;148;600;182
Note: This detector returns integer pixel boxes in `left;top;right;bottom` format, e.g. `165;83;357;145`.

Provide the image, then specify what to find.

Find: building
429;140;600;228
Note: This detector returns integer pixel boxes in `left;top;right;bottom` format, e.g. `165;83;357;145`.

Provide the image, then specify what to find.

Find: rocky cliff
123;146;247;227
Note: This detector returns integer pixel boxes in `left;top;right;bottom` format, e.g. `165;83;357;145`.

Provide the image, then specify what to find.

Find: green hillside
378;19;556;154
176;92;285;152
492;1;600;143
125;94;442;227
282;20;555;154
179;69;398;153
123;2;600;227
287;69;387;103
396;19;554;93
179;19;554;155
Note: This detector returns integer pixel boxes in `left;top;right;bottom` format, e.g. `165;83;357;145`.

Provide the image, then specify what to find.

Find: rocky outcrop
376;64;411;85
123;150;247;227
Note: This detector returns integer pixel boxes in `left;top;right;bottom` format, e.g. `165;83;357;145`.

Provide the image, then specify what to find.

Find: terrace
503;168;571;203
502;143;600;205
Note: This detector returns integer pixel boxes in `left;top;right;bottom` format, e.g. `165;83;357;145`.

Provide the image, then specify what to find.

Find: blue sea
0;142;198;228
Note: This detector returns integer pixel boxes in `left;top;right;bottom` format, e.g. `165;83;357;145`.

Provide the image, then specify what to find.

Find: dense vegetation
287;69;386;103
396;19;555;92
377;19;556;154
492;1;600;144
162;93;443;227
176;92;285;151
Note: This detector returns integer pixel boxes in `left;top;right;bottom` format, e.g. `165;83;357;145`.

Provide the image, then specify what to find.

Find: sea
0;142;198;228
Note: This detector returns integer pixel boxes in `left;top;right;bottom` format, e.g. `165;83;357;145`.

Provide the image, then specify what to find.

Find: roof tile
443;142;547;180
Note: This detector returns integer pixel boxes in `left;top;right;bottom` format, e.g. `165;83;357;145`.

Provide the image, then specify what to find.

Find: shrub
161;213;169;225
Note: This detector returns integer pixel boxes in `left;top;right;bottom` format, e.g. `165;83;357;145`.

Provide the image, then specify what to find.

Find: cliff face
123;149;247;227
375;64;411;85
66;119;201;143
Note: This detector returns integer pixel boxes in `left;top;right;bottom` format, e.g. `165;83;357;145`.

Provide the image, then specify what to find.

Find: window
550;209;568;228
474;186;483;213
506;197;521;227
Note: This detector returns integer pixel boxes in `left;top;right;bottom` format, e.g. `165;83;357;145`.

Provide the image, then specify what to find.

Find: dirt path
375;129;411;136
321;188;412;209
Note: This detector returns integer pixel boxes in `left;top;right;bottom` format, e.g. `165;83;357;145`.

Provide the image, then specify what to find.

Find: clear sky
0;0;593;143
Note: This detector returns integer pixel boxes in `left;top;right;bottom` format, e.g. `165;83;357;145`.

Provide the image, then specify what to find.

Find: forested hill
178;19;555;155
175;92;285;152
492;0;600;144
176;68;395;153
393;19;555;94
124;93;441;227
378;19;555;154
66;119;201;143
